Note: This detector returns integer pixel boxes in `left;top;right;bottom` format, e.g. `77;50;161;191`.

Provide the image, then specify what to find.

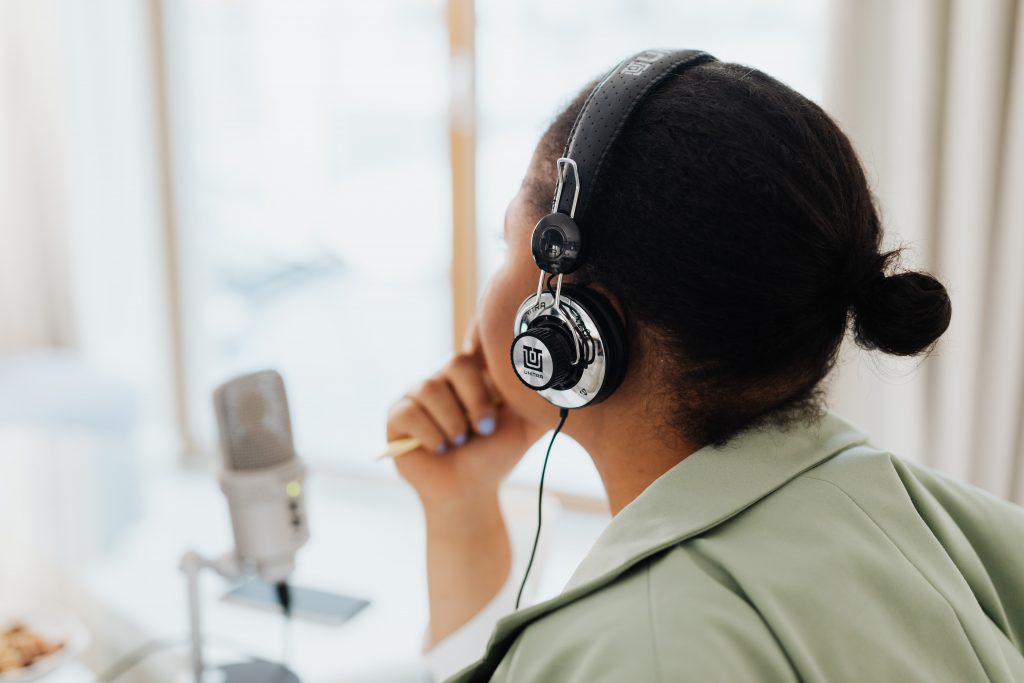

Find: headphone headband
515;49;715;410
552;49;716;221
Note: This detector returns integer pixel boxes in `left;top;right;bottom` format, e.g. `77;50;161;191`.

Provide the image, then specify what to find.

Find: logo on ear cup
523;346;544;373
512;336;555;388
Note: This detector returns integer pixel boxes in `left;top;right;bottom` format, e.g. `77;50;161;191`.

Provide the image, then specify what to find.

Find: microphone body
217;458;308;582
213;370;309;584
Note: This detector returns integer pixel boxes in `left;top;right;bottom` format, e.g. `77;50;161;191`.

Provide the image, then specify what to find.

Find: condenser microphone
213;370;309;589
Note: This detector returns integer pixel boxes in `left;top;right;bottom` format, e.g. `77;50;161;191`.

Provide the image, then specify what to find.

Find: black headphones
510;49;716;410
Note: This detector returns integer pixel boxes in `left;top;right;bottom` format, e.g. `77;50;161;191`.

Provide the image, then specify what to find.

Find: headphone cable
515;407;569;610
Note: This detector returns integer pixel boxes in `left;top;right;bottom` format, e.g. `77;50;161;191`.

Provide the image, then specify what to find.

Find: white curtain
0;0;74;353
826;0;1024;504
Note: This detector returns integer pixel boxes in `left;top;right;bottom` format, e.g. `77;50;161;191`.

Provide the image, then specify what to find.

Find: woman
386;50;1024;682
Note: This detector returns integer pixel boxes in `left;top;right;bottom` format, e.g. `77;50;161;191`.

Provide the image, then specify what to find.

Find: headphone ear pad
559;284;628;404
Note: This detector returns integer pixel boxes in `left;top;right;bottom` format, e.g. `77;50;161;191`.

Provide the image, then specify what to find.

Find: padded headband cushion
554;49;717;220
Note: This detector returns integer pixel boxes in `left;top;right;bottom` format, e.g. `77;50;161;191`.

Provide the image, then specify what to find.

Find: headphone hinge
552;158;581;218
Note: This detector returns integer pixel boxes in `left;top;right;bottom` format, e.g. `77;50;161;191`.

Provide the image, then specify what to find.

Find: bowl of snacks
0;615;88;681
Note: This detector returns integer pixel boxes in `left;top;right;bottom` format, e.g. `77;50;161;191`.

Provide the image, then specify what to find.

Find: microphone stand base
207;661;300;683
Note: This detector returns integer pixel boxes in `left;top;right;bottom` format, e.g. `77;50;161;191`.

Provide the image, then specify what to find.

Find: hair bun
852;271;952;356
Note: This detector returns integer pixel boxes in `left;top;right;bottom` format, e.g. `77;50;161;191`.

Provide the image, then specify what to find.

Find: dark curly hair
523;59;952;446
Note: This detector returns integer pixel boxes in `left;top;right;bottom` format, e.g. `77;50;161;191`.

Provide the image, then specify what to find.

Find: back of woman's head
524;60;952;445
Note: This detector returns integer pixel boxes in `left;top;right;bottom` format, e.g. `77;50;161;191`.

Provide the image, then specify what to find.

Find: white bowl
0;614;90;682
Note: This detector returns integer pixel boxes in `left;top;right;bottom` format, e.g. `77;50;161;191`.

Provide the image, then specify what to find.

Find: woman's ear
588;282;626;323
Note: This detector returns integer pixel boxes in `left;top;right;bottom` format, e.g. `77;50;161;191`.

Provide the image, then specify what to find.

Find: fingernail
453;432;468;447
477;416;496;436
436;442;448;455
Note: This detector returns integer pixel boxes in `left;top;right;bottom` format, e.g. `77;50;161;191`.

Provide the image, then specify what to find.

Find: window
162;0;452;463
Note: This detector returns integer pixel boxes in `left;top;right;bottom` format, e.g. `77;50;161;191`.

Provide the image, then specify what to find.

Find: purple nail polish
477;416;496;436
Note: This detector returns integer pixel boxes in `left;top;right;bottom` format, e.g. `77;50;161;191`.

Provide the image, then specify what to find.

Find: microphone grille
213;370;295;471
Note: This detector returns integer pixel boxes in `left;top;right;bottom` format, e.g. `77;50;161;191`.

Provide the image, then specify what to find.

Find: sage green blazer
447;413;1024;682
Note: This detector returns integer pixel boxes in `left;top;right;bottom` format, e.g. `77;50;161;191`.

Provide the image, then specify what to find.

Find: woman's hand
387;321;548;645
387;322;545;507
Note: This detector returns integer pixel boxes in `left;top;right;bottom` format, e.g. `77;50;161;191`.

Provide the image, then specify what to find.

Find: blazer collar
457;412;869;682
565;410;869;589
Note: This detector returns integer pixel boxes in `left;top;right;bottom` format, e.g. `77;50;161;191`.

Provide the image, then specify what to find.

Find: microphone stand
180;550;300;683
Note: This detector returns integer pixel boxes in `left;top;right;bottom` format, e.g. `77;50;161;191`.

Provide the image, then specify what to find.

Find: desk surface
1;434;608;683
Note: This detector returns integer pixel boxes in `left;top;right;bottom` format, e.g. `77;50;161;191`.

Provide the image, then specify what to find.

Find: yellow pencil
376;437;422;461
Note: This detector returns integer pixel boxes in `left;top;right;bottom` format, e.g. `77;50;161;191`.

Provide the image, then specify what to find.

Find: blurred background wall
1;0;1021;505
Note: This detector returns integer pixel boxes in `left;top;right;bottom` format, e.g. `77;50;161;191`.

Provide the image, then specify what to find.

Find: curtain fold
825;0;1024;503
0;0;74;354
974;2;1024;501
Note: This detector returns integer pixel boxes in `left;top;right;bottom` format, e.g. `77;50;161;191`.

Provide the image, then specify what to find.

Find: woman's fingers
445;354;497;437
387;397;449;454
410;377;471;446
387;317;499;457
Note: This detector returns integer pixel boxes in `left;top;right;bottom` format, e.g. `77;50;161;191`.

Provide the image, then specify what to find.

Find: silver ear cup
512;291;610;409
